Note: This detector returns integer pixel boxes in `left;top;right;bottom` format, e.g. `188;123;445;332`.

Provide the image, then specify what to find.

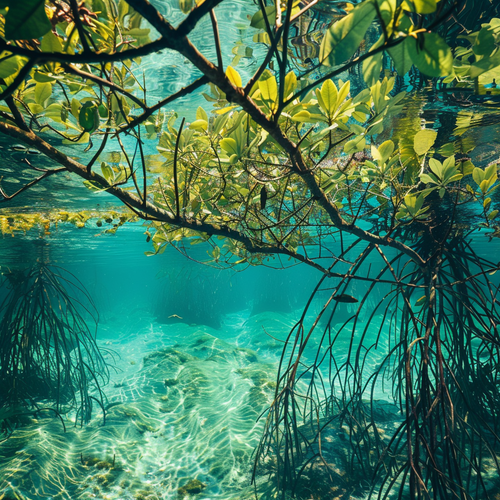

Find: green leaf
250;5;275;29
472;167;485;186
429;158;443;179
34;82;52;106
420;173;437;184
408;33;453;77
373;140;395;163
283;71;297;100
190;119;207;131
414;129;437;156
40;30;63;52
344;136;366;154
101;163;114;183
79;102;99;133
258;71;278;103
319;80;338;117
488;210;499;220
412;0;437;14
485;163;497;182
0;54;25;80
196;106;208;122
469;50;500;78
291;110;311;122
3;0;51;40
319;0;376;66
473;26;496;56
220;137;238;156
71;98;81;120
33;70;56;83
362;35;384;86
387;38;413;76
337;80;350;107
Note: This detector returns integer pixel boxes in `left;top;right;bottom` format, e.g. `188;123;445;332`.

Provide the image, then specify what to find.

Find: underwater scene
2;0;500;499
0;226;367;500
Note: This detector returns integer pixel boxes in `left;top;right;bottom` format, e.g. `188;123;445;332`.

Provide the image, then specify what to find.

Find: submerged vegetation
0;263;109;429
1;0;500;499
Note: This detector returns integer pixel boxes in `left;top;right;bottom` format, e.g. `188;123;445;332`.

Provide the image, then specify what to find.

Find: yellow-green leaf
411;0;437;14
226;66;242;88
414;129;437;156
220;138;238;156
408;33;453;77
319;80;338;117
34;82;52;106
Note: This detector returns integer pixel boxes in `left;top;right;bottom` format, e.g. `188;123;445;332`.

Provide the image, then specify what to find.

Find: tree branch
118;76;208;133
176;0;225;37
0;120;335;275
62;64;147;109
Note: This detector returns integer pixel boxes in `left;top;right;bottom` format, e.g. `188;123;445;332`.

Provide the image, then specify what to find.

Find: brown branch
0;38;169;64
173;117;185;218
209;10;223;72
117;76;208;133
69;0;92;53
5;96;28;131
62;64;147;109
0;120;334;276
176;0;225;37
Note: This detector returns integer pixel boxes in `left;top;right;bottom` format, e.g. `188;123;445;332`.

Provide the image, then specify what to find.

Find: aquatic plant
0;264;109;427
0;0;500;499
